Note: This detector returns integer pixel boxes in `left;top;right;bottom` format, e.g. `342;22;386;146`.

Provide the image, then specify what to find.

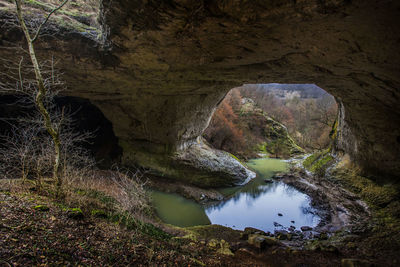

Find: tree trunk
14;0;62;195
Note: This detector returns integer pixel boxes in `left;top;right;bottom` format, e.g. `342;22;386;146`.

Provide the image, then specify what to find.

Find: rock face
1;0;399;182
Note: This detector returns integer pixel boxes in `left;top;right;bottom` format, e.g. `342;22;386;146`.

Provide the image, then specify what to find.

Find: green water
219;158;288;197
150;158;321;231
150;190;210;227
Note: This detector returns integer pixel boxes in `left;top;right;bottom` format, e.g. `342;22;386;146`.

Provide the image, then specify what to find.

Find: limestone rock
0;0;399;181
248;234;280;249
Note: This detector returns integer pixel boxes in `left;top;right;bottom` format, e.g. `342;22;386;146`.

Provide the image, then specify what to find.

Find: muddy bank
274;171;370;234
254;169;373;252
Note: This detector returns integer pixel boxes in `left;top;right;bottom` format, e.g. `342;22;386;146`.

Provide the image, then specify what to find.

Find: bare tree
11;0;68;195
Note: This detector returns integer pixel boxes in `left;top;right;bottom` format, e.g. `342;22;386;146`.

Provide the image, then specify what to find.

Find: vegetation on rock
303;148;335;177
204;88;305;159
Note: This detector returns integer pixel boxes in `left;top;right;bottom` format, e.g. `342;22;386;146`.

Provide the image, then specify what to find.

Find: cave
0;95;122;167
1;0;399;183
1;0;400;265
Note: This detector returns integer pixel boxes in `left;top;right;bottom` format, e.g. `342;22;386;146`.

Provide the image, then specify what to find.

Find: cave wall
1;0;399;180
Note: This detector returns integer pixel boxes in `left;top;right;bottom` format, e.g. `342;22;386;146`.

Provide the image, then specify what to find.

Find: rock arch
1;0;399;183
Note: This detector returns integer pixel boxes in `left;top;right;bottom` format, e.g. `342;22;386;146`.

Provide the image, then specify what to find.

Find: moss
140;222;171;240
360;184;398;207
52;16;98;33
23;0;93;18
109;211;171;240
91;209;108;218
226;152;246;166
329;118;338;141
67;207;84;219
303;153;320;169
303;148;334;175
310;154;334;172
33;204;49;211
75;188;117;206
185;225;241;243
328;164;400;254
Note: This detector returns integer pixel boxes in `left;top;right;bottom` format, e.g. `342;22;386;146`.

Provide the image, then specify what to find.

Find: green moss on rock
303;148;335;176
33;204;49;211
91;209;108;218
67;207;84;219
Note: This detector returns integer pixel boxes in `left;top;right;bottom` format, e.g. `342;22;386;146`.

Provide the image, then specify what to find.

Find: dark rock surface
1;0;399;181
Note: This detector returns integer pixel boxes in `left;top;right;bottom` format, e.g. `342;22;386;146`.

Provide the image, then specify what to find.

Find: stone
33;205;49;211
319;232;328;240
217;239;234;256
91;209;108;218
67;208;84;219
172;139;256;187
301;226;313;232
207;239;218;249
248;234;280;249
274;230;289;240
243;227;265;236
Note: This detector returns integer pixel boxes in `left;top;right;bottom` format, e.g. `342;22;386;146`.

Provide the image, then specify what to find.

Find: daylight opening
204;84;338;160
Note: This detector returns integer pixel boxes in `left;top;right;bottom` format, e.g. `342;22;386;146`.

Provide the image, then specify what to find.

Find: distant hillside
203;90;304;159
205;86;337;154
242;84;329;99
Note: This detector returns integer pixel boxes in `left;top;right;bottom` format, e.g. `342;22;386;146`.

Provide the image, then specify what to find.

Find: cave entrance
203;83;338;160
0;95;122;167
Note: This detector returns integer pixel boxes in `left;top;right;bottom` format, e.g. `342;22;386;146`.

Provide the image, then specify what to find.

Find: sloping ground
239;99;304;158
0;191;344;267
0;186;225;266
0;181;346;267
205;96;304;159
1;171;400;266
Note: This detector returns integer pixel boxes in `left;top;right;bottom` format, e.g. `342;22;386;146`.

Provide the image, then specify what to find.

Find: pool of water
150;158;320;232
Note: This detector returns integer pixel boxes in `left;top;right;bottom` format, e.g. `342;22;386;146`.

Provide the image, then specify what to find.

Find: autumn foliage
204;92;245;155
204;85;338;158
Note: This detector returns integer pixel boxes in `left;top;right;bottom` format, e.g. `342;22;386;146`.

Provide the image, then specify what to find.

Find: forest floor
1;169;399;267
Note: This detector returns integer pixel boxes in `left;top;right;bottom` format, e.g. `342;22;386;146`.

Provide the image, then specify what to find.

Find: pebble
301;226;312;231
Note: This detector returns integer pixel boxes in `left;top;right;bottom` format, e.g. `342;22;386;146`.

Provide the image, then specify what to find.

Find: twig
0;259;11;267
18;56;23;90
31;0;69;43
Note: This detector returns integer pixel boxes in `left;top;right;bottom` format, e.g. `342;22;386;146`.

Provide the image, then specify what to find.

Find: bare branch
31;0;69;43
18;56;23;90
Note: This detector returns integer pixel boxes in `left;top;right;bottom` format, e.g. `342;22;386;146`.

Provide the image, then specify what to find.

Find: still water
150;158;320;232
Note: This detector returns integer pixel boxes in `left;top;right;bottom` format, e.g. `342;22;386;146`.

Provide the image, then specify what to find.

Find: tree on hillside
204;100;245;155
0;0;76;195
13;0;69;195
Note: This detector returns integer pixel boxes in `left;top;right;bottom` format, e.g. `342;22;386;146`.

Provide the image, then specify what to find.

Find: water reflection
150;158;320;231
205;158;320;231
150;190;210;227
205;181;320;232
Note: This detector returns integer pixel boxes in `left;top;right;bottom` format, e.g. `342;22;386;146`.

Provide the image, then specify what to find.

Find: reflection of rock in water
302;206;318;216
206;181;279;211
204;158;322;232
